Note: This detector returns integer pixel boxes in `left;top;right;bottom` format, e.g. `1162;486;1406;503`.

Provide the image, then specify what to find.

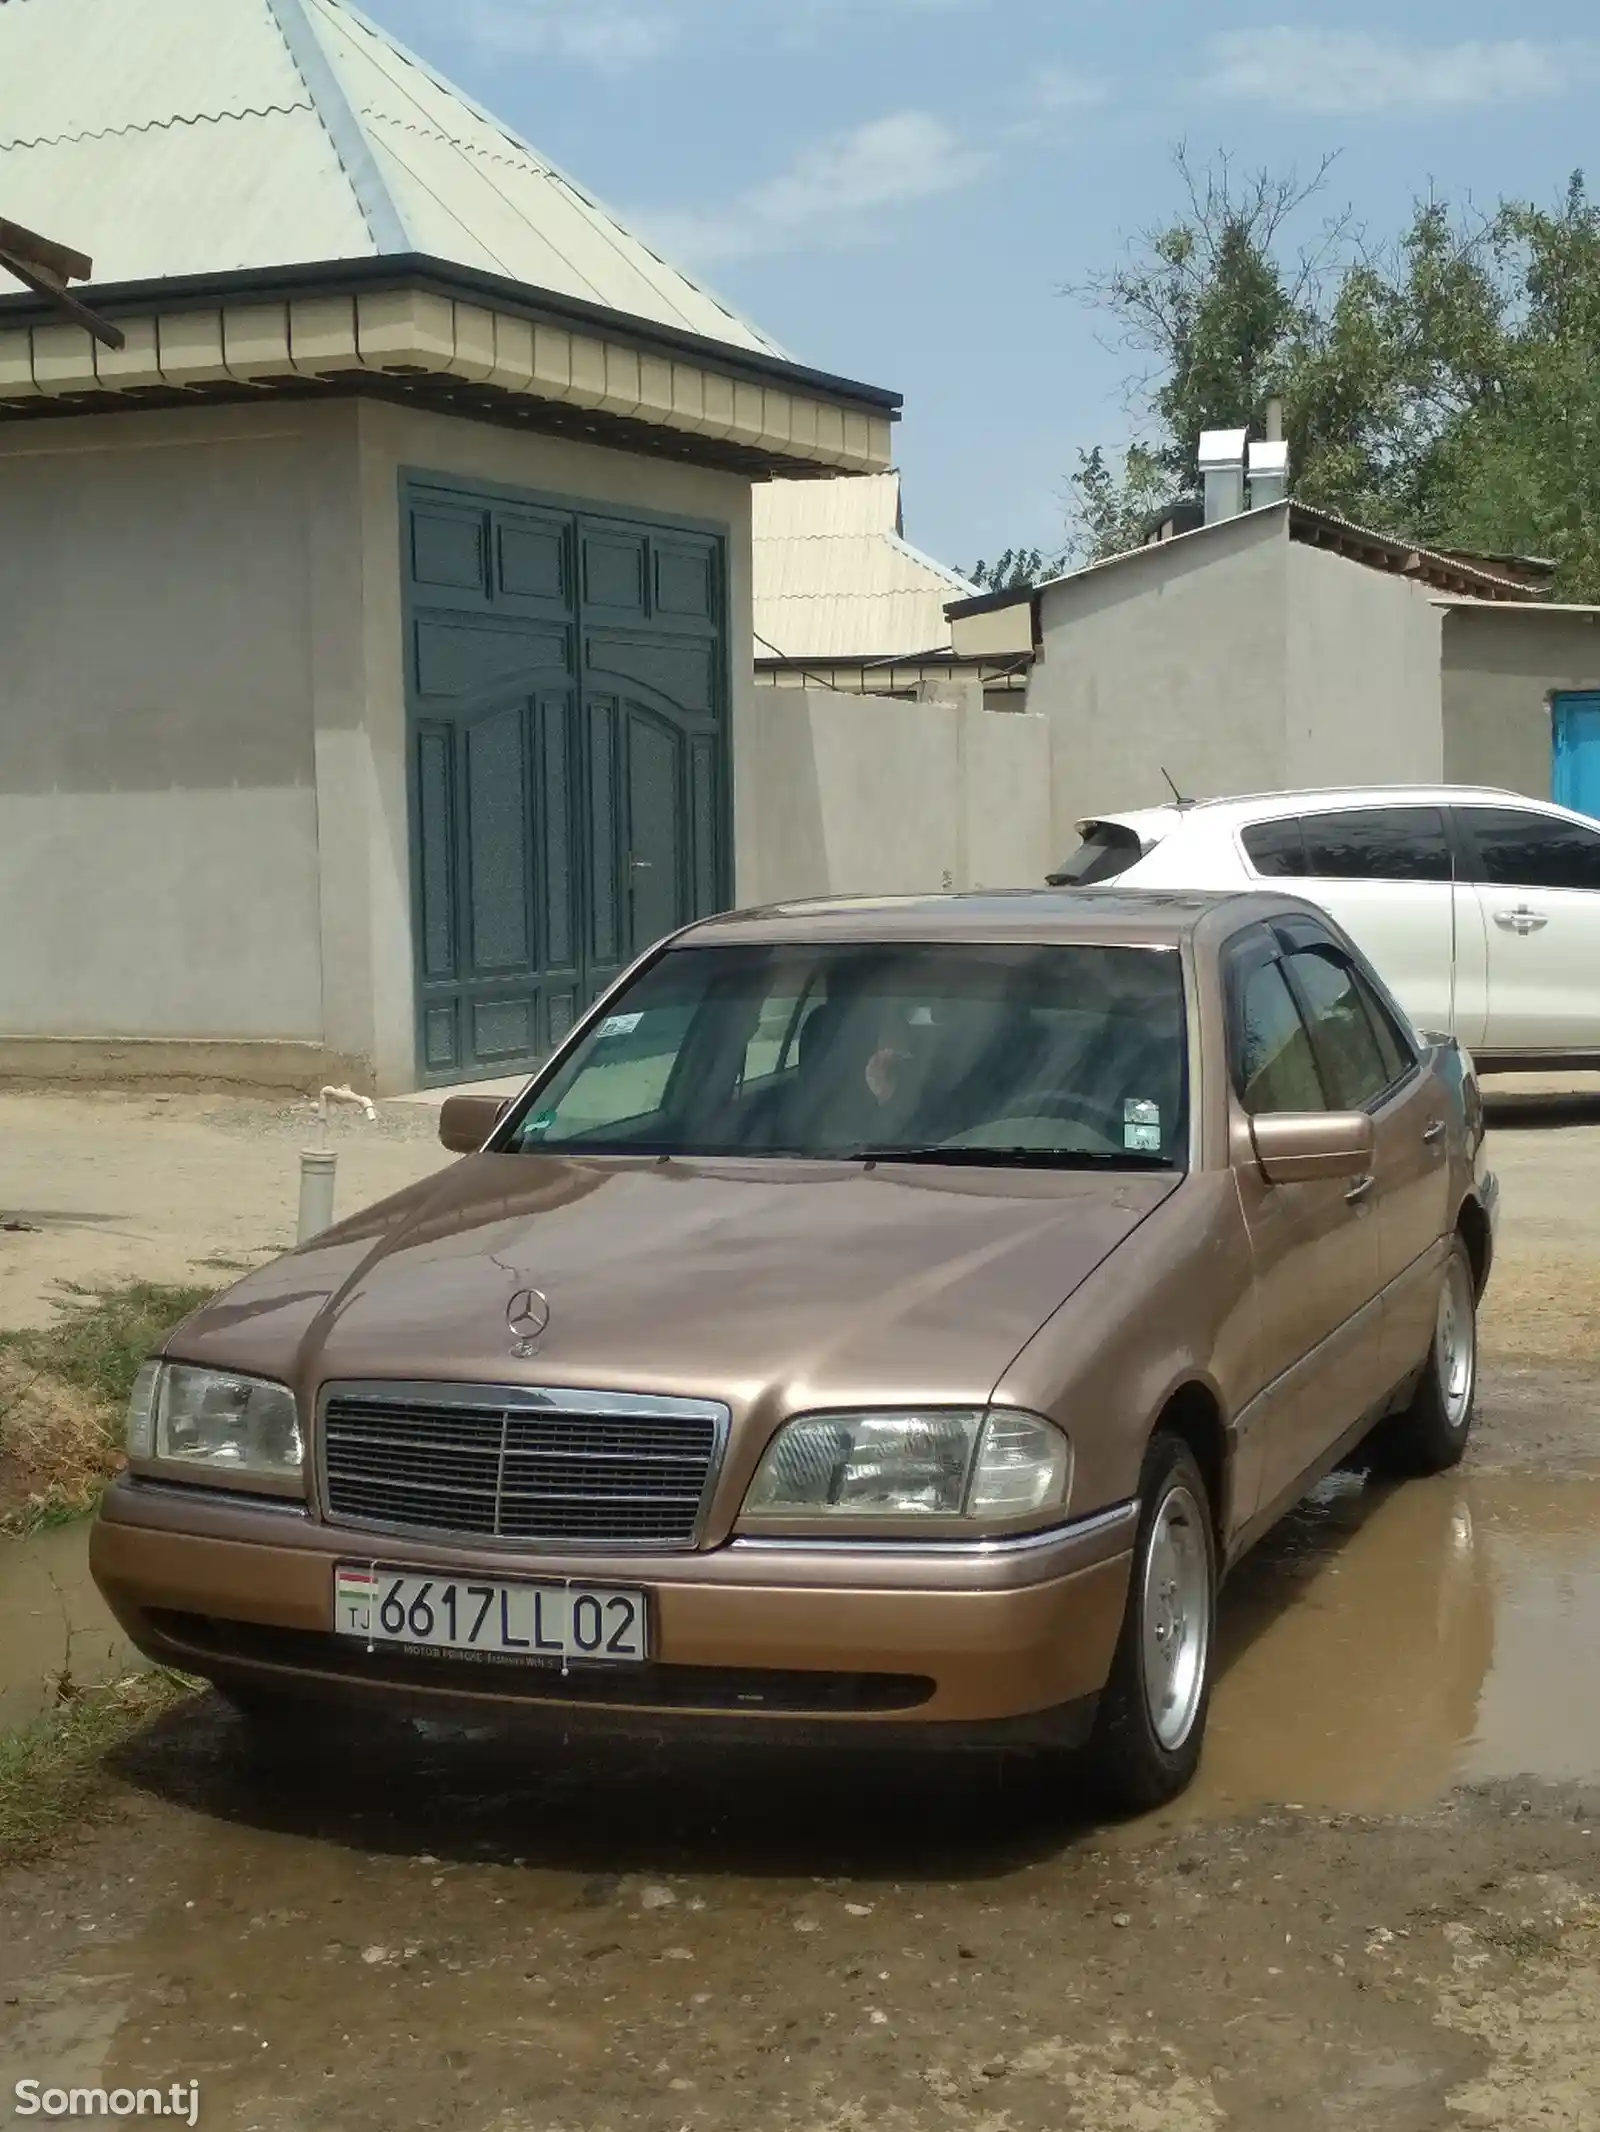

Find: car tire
1377;1235;1478;1476
1086;1432;1217;1814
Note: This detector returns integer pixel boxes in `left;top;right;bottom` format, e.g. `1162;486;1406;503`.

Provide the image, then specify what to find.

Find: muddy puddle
3;1470;1599;1812
5;1472;1600;2130
0;1522;138;1727
1160;1468;1600;1827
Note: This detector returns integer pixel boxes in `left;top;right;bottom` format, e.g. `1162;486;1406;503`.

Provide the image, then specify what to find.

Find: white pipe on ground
297;1148;338;1243
296;1085;378;1243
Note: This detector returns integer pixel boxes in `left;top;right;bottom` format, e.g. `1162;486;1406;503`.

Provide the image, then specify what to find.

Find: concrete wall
738;685;1053;903
1025;509;1450;853
1027;507;1289;846
1440;607;1600;798
0;403;340;1062
353;400;756;1090
1283;541;1444;786
0;397;759;1091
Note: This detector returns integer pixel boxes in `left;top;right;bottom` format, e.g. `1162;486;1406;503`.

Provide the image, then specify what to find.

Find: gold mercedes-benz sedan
92;890;1496;1808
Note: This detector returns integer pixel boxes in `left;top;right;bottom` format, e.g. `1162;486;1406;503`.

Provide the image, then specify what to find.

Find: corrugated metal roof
753;474;977;661
0;0;784;356
0;113;370;281
0;0;310;142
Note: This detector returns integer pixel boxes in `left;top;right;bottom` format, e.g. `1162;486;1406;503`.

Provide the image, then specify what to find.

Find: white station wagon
1049;786;1600;1069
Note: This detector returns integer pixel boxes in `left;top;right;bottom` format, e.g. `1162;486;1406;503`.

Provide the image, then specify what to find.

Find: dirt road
0;1090;452;1333
1;1088;1598;2129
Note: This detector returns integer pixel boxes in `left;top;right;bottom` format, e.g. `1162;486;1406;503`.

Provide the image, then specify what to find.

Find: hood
169;1155;1181;1419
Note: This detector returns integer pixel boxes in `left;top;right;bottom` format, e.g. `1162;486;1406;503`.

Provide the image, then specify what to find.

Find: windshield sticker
1124;1098;1162;1153
524;1111;558;1137
598;1012;644;1038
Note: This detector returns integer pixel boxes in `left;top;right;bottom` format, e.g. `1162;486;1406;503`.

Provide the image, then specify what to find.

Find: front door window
1281;945;1400;1112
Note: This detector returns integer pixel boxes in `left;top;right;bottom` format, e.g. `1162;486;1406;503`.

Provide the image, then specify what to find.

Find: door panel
1368;1069;1452;1388
405;482;729;1084
1224;930;1384;1516
1275;922;1450;1406
1474;889;1600;1050
624;709;687;956
417;688;570;1078
1449;887;1489;1051
1234;1155;1382;1515
464;703;533;976
1455;805;1600;1053
1301;879;1457;1037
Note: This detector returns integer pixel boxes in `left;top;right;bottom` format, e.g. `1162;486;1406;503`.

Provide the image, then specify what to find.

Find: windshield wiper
514;1140;1176;1171
841;1145;1176;1171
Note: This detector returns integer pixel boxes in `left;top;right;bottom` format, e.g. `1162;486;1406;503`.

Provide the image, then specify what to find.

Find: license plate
333;1566;649;1664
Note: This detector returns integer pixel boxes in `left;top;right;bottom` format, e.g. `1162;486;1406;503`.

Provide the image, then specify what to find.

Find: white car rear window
1048;822;1145;886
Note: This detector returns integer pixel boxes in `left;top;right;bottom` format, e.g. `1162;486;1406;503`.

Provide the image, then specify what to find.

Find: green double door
405;479;730;1084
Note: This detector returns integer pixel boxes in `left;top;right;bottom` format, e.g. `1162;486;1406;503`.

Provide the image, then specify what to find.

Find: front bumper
91;1478;1134;1742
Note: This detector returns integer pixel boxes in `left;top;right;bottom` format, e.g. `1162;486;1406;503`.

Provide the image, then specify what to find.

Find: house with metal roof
750;473;1029;707
0;0;901;1091
945;430;1600;851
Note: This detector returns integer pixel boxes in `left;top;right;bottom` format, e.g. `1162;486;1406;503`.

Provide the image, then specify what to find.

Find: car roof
1080;783;1558;836
677;887;1292;950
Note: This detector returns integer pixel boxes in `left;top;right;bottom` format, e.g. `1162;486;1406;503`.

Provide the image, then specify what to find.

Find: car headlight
740;1408;1071;1524
126;1362;303;1482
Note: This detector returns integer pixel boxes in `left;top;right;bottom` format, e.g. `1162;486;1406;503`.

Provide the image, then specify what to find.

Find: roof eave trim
264;0;410;254
0;254;900;414
945;584;1038;620
1286;503;1537;601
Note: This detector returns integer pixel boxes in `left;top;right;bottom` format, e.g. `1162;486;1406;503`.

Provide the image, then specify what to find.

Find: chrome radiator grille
319;1386;727;1549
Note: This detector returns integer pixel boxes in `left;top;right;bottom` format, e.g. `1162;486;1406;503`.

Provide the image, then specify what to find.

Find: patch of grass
0;1280;214;1532
0;1670;198;1871
0;1280;215;1410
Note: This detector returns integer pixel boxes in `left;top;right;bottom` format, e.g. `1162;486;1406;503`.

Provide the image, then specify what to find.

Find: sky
366;0;1600;573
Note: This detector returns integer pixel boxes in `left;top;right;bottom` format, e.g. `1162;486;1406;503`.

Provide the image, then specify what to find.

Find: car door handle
1493;905;1548;933
1422;1118;1446;1145
1344;1174;1375;1204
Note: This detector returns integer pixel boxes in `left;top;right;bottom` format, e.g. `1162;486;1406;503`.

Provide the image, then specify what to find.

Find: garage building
0;0;898;1090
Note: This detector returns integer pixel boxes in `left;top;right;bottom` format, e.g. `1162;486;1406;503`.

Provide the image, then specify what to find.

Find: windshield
505;942;1188;1169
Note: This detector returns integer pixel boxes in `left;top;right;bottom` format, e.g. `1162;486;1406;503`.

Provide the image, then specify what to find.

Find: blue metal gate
1553;691;1600;821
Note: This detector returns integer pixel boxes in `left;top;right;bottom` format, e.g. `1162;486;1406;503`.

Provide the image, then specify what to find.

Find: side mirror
438;1094;508;1155
1251;1110;1374;1185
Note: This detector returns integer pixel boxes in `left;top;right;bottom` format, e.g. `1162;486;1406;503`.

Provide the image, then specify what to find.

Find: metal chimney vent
1249;438;1290;510
1198;428;1248;524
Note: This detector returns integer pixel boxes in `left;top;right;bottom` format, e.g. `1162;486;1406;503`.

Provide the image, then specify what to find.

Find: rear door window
1048;822;1144;886
1455;807;1600;891
1240;817;1308;878
1298;807;1453;882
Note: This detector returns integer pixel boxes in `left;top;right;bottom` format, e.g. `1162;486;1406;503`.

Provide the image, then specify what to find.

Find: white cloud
1202;27;1600;114
458;0;675;68
647;110;991;262
1029;64;1107;114
1009;61;1108;137
455;0;986;66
